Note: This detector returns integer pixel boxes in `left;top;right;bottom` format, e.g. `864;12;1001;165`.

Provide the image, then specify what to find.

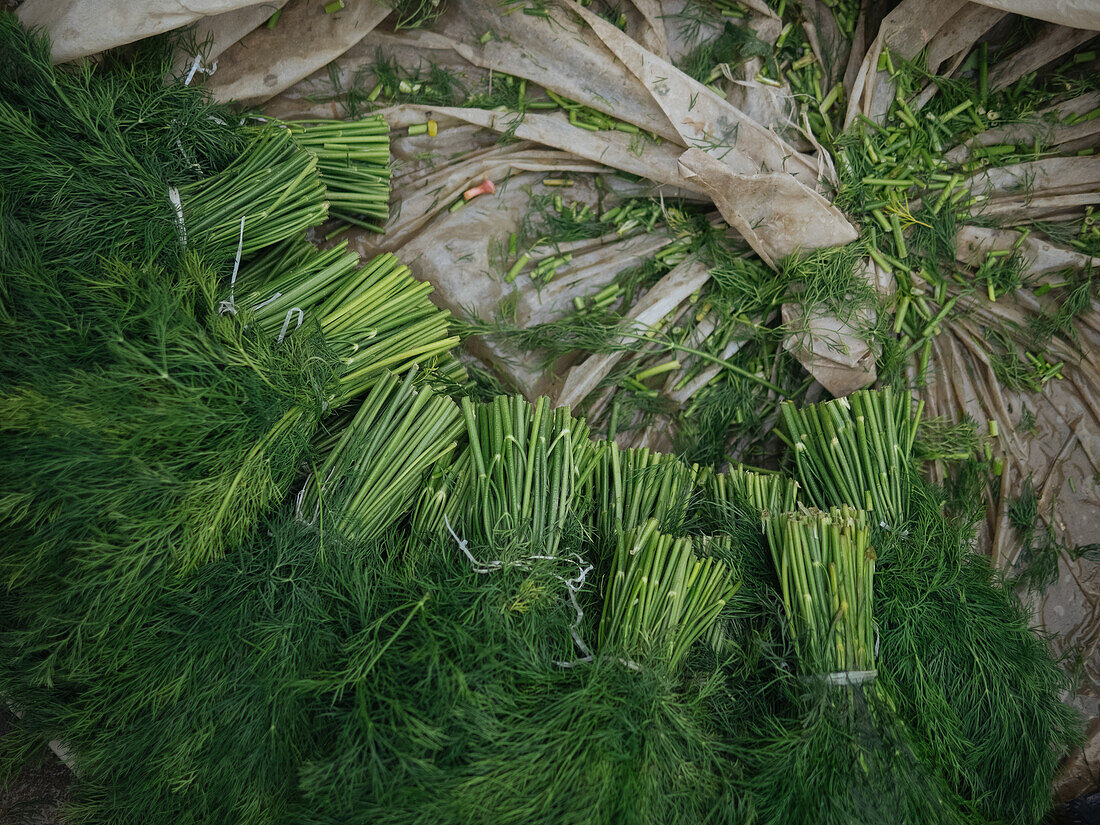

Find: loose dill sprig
913;416;980;464
368;52;464;107
676;21;772;85
392;0;447;29
1007;476;1064;593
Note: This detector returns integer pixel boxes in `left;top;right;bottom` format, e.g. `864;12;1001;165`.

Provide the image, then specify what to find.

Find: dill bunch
297;370;464;544
232;235;464;404
874;478;1081;824
0;255;336;688
0;18;326;275
598;519;738;671
741;502;977;825
765;505;876;675
771;392;1078;818
730;668;979;825
284;115;391;233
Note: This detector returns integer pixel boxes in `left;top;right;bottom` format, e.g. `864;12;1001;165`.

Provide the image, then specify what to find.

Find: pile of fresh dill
0;7;1092;825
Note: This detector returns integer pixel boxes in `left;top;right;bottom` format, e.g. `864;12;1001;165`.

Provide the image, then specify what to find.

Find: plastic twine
184;54;218;86
443;515;594;667
167;187;187;249
822;669;878;687
218;215;248;316
277;307;304;343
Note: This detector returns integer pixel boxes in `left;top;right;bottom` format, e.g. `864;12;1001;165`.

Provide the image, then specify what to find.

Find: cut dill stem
598;519;737;670
297;369;463;543
780;388;922;528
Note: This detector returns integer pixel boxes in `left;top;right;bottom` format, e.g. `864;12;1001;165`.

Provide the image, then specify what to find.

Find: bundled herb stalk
0;18;325;275
176;126;328;261
767;392;1077;822
232;236;463;403
435;396;599;555
285;115;391;233
741;502;972;824
234;235;361;337
767;505;875;676
599;519;737;670
593;443;707;539
297;369;463;543
709;465;799;521
779;387;922;528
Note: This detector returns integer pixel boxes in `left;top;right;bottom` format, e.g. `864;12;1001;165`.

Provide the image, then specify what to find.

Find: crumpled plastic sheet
17;0;271;63
256;2;868;399
206;0;392;105
169;1;288;79
969;0;1100;32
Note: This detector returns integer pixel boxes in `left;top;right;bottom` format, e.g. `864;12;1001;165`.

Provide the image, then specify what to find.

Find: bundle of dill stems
0;12;1082;825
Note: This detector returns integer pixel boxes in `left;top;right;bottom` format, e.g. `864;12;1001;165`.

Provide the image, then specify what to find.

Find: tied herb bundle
175;126;328;261
741;501;971;825
430;396;600;555
285;115;392;233
0;18;326;276
766;505;875;677
297;369;463;543
598;519;737;670
779;387;922;528
232;235;464;403
593;443;707;539
767;389;1079;822
234;235;361;337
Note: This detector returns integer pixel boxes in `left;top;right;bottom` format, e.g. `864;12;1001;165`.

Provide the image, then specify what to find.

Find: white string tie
277;307;304;343
823;669;878;687
218;215;247;316
443;515;594;667
253;292;283;311
167;187;187;249
184;54;217;86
